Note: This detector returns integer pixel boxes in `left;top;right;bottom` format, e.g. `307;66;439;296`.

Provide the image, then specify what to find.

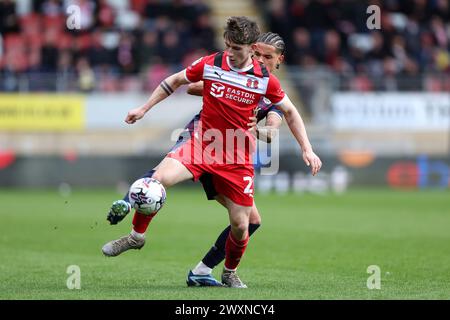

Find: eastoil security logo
210;83;225;98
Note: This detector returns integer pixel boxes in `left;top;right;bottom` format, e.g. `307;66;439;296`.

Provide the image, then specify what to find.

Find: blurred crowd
261;0;450;91
0;0;217;91
0;0;449;92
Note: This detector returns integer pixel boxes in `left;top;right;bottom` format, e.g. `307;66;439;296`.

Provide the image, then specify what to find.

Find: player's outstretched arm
278;96;322;176
125;70;190;124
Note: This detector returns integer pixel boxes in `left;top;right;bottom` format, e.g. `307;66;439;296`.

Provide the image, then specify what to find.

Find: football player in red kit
102;17;321;288
106;32;297;288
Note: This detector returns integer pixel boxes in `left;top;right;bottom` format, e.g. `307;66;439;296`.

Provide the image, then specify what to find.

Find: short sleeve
265;74;285;105
185;56;207;83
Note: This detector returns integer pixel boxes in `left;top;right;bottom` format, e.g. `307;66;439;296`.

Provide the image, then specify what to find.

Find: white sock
130;229;145;240
192;261;212;275
223;266;237;272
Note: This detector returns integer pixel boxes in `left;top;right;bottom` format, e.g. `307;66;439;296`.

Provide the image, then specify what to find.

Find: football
128;177;166;215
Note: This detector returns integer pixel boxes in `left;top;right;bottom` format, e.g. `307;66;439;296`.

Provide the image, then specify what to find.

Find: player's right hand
125;107;146;124
247;116;258;133
302;150;322;176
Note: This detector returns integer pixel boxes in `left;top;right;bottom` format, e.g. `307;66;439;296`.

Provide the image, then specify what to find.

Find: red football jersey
184;51;285;164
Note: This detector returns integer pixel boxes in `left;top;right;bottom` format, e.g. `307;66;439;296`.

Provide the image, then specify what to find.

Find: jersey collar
225;53;254;73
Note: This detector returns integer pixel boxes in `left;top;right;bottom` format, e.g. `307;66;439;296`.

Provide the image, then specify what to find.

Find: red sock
224;231;249;270
132;211;156;234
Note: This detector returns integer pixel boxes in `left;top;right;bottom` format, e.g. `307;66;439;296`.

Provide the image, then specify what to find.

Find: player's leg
106;125;192;225
190;199;260;279
128;157;193;238
196;173;260;271
208;167;255;288
186;174;225;286
127;158;193;240
102;157;194;257
122;168;158;203
221;196;252;288
191;168;255;287
189;200;261;288
187;170;256;287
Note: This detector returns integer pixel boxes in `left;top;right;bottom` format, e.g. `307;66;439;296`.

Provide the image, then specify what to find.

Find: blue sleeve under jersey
256;105;284;123
267;105;284;119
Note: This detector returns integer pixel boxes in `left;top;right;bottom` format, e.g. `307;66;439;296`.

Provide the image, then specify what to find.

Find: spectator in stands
56;49;74;91
0;0;19;34
41;29;59;72
0;0;216;89
88;31;115;68
41;0;63;17
265;0;449;92
159;29;183;66
290;27;313;66
191;12;216;53
74;0;96;30
76;56;95;92
0;0;448;94
319;30;341;71
138;30;160;70
116;32;137;74
96;0;116;28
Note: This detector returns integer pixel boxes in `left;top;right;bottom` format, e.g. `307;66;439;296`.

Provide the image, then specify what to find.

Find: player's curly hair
257;32;286;55
223;16;260;45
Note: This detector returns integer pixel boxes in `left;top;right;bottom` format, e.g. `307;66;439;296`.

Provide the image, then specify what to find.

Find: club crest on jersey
262;97;272;105
210;82;225;98
246;78;259;89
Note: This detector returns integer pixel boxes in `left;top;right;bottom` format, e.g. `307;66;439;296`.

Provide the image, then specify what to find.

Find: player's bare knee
230;221;249;234
152;157;191;188
152;171;170;188
249;206;261;225
152;171;163;183
249;216;261;225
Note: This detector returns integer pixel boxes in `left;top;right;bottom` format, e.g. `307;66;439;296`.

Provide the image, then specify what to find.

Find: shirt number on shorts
243;176;253;195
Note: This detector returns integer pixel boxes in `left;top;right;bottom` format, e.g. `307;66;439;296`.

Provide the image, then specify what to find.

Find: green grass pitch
0;187;449;300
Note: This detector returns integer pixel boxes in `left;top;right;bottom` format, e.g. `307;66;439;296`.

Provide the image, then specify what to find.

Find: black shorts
199;173;218;200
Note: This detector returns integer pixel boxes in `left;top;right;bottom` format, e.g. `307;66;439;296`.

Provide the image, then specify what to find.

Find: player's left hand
302;150;322;176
